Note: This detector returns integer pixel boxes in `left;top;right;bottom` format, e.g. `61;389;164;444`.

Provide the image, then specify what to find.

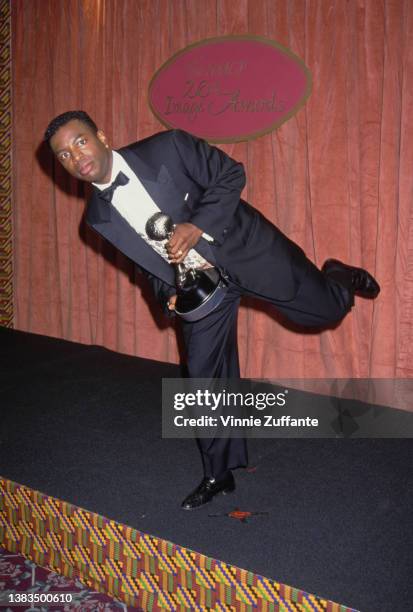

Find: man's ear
97;130;109;148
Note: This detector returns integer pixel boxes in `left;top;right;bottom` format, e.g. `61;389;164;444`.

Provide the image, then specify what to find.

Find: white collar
93;151;131;190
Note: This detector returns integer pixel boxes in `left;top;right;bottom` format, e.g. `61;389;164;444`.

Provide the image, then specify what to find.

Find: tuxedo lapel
86;189;111;224
118;147;188;222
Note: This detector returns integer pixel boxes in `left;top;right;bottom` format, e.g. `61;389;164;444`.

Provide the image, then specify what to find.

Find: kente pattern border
0;0;12;327
0;477;356;611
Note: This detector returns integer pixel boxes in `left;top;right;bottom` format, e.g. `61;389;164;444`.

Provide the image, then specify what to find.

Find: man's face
49;119;112;184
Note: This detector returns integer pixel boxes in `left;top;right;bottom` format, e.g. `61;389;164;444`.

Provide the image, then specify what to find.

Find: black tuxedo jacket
86;129;309;310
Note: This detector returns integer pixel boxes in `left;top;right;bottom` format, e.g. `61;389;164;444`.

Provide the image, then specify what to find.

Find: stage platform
1;326;412;611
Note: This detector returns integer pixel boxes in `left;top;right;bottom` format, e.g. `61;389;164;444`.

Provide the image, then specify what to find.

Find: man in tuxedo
45;110;380;509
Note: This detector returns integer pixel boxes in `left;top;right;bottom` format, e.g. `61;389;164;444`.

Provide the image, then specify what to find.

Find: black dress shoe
322;259;380;299
181;472;235;510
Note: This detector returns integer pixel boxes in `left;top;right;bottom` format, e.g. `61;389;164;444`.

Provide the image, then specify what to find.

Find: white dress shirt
93;151;212;269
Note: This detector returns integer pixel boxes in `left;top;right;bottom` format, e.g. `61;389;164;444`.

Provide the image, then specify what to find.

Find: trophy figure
145;212;228;322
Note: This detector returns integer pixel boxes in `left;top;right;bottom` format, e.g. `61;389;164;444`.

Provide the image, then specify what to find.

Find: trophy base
175;268;228;322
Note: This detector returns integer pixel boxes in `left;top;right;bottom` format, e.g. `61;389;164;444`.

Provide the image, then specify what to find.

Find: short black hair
44;110;98;144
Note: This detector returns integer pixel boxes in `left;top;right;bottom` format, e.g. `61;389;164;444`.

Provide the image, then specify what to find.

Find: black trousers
180;258;353;478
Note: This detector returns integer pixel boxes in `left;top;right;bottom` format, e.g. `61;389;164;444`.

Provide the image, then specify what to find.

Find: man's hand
167;295;177;311
166;223;203;263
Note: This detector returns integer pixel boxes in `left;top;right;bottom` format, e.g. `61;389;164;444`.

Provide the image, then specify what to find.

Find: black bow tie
98;171;129;202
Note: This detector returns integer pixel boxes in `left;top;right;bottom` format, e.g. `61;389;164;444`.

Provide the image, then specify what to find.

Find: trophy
145;212;228;322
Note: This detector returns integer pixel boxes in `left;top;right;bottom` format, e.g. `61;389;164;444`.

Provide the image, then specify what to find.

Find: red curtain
12;0;413;378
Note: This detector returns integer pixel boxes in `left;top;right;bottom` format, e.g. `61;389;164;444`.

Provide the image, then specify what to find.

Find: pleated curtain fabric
11;0;413;378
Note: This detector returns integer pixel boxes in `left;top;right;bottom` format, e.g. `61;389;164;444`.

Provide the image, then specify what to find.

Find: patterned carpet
0;546;141;611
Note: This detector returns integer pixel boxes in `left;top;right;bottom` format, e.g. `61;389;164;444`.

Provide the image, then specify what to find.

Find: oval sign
149;35;312;143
